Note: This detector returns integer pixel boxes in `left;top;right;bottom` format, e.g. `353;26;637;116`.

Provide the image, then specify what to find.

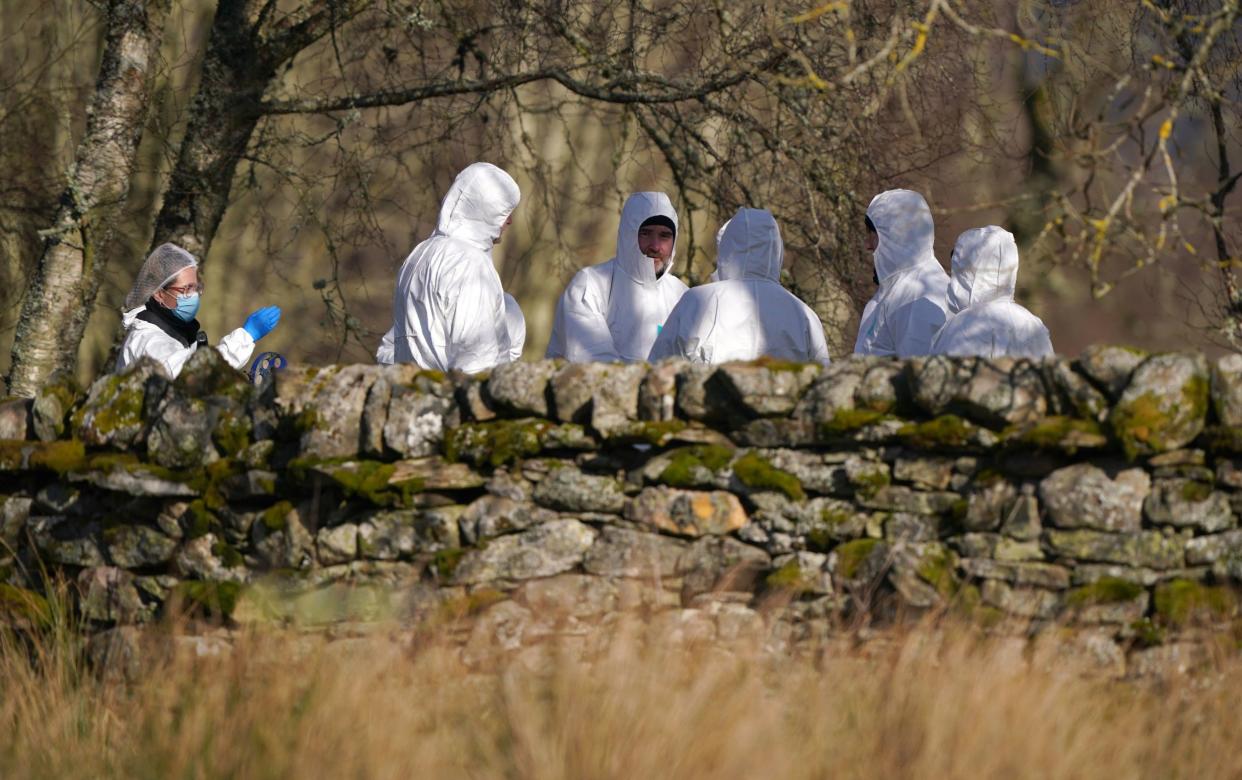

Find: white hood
853;188;949;357
434;162;521;251
866;189;938;282
931;226;1053;359
647;207;830;366
716;208;782;282
946;226;1018;314
606;192;683;360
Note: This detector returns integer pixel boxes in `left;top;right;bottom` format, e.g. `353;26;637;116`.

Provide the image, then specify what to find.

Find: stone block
1077;345;1146;399
531;467;626;513
625;487;748;537
583;525;686;579
709;362;820;417
1039;463;1149;532
452;519;597;584
486;361;557;417
1109;352;1209;459
1143;479;1234;533
1043;529;1185;569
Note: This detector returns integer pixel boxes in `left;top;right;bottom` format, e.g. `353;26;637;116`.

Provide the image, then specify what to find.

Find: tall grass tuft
0;601;1239;779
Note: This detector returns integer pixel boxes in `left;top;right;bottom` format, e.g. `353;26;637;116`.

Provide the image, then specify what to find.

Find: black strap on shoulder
137;299;206;348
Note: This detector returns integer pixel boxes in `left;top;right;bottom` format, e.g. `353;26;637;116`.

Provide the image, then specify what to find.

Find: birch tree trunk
5;0;170;397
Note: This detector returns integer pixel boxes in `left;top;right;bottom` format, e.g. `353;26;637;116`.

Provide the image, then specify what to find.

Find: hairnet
125;243;197;310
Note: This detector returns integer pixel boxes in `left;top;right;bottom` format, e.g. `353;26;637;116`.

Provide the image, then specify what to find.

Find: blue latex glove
243;305;282;342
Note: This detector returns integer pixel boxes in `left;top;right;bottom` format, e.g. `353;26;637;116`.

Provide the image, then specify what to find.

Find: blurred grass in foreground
0;595;1240;779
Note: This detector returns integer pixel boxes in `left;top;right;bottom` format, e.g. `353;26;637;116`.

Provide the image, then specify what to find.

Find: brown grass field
1;597;1240;779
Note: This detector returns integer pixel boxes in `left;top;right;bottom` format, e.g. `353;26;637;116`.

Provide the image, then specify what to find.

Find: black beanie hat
639;214;676;236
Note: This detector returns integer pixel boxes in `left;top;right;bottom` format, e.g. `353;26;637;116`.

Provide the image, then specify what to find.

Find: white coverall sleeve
376;326;395;365
552;281;622;362
503;293;526;363
120;326;254;378
444;265;510;373
805;312;832;366
216;328;257;372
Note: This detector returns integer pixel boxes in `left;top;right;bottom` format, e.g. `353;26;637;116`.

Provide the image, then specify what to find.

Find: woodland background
1;0;1239;395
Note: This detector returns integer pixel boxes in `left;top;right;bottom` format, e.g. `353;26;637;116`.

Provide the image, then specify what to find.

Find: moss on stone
173;580;242;618
915;548;958;598
750;356;810;373
898;415;975;450
1154;579;1237;626
836;538;881;579
327;461;398;505
1130;618;1165;648
1204;426;1242;454
211;539;245;568
658;444;734;487
433;548;467;580
417;369;447;383
1065;577;1146;607
818;408;891;438
260;501;295;533
1112;374;1206;460
732;451;806;502
0;440;87;473
74;378;145;440
1005;416;1105;454
1179;480;1213;503
623;420;688;446
212;411;252;458
444;419;551;467
765;562;817;594
183;500;218;539
849;466;890;499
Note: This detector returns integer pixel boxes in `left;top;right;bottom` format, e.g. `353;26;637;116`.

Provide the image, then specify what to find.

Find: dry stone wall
4;346;1242;668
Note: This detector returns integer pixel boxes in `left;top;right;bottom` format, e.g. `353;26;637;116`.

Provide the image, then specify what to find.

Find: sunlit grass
1;598;1240;779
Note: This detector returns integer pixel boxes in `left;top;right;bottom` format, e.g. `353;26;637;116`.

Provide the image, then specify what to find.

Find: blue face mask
170;292;200;322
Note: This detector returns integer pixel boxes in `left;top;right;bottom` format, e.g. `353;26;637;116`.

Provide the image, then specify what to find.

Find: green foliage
732;451;805;501
1065;577;1145;607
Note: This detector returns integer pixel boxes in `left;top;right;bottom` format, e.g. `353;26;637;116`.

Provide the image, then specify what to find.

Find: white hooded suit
545;192;688;362
930;226;1053;359
648;208;830;365
390;162;521;373
853;189;949;358
116;309;255;378
377;292;524;365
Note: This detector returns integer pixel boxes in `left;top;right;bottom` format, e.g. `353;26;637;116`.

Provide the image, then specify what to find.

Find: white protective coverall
116;308;255;378
377;292;524;364
116;244;255;378
648;208;831;365
853;189;949;357
930;226;1053;359
545;192;688;362
391;162;521;372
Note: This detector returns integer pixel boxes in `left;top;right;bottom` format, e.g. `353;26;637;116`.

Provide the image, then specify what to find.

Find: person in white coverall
930;226;1053;358
116;243;282;378
377;293;524;365
648;208;831;365
853;189;949;358
545;192;688;362
388;162;522;372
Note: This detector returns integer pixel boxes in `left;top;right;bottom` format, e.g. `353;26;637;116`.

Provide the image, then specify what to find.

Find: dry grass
0;606;1239;780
